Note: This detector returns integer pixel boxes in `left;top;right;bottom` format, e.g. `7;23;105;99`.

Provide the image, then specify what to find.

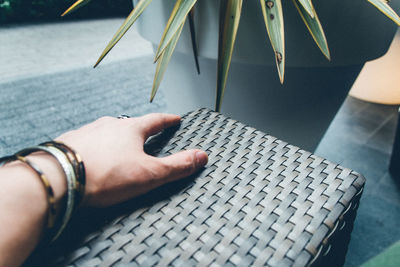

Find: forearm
0;114;208;266
0;153;66;267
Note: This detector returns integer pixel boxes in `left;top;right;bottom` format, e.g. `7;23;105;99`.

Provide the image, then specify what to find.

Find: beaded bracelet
0;154;57;229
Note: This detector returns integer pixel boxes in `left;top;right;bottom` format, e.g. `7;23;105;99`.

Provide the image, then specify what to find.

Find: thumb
157;149;208;183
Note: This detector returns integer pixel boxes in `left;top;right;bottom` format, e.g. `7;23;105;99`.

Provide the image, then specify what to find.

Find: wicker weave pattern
44;109;365;266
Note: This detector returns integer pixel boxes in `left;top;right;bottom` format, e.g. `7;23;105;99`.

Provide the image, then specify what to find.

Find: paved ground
0;17;157;155
1;17;400;267
0;56;165;156
0;18;153;83
315;97;400;266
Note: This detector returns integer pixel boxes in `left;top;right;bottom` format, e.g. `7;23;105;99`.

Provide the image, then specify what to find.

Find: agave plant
63;0;400;111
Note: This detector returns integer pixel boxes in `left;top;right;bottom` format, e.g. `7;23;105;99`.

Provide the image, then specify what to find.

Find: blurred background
0;0;130;23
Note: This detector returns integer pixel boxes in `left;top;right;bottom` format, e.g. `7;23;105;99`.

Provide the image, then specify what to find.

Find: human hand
56;114;208;208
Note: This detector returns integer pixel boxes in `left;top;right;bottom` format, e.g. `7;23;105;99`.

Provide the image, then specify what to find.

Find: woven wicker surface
32;108;365;266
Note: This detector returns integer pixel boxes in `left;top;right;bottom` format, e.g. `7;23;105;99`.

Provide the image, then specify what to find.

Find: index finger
137;113;181;140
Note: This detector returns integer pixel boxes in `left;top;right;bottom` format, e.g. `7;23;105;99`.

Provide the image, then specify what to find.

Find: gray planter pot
134;0;399;151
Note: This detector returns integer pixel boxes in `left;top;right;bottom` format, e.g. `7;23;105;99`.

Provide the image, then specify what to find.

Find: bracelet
19;146;77;242
0;141;86;243
0;155;16;166
0;154;57;229
40;141;86;208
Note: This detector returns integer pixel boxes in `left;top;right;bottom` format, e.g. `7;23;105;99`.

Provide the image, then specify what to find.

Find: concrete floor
0;18;152;83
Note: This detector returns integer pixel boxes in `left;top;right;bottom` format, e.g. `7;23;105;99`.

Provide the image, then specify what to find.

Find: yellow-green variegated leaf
151;23;185;102
298;0;314;18
61;0;91;16
260;0;285;83
216;0;243;112
94;0;153;67
155;0;198;61
368;0;400;26
293;0;330;60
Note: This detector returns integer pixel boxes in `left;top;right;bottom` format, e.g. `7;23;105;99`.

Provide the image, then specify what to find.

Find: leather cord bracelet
0;154;57;229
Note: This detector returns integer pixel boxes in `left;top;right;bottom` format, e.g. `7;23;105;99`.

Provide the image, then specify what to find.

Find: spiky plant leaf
298;0;314;18
151;23;185;102
368;0;400;26
260;0;285;83
293;0;330;60
188;8;200;74
61;0;91;16
216;0;243;112
94;0;153;68
155;0;198;61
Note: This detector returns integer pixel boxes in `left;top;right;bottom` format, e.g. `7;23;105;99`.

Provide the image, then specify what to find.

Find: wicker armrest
31;108;365;266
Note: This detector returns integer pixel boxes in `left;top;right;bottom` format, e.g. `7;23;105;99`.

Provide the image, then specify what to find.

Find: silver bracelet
35;145;77;242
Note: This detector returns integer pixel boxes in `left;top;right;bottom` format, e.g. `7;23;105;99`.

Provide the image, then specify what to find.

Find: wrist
1;153;67;230
0;153;67;266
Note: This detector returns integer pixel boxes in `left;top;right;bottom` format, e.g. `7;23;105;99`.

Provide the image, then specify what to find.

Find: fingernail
195;151;208;166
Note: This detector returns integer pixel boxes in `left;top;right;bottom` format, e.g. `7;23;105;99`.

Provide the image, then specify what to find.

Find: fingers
137;113;181;140
155;149;208;184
